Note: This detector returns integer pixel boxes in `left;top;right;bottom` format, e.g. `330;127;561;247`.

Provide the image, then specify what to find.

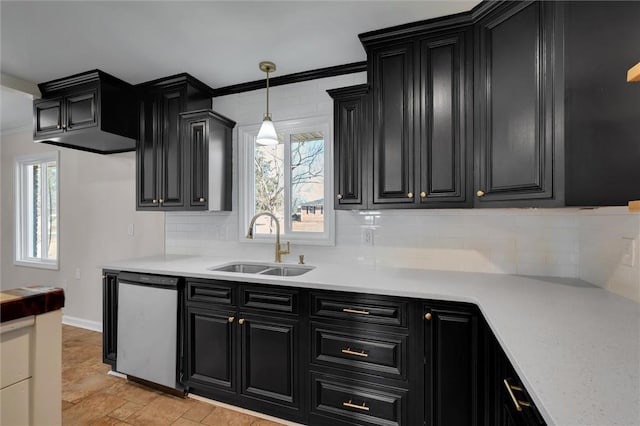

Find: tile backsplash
166;207;640;302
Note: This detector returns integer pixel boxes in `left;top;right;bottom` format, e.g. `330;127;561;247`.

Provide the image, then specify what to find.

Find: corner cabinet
136;74;234;212
474;1;562;207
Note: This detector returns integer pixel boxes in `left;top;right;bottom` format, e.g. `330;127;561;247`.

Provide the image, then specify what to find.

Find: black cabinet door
34;98;64;137
137;94;160;208
474;1;557;206
329;85;368;209
424;305;478;426
159;88;185;208
185;305;237;395
102;272;118;367
418;31;471;207
65;89;98;131
239;313;299;411
185;118;208;209
371;42;415;206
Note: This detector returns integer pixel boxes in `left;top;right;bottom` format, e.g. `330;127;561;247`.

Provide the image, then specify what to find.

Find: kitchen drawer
1;317;34;388
311;292;407;327
186;279;234;305
310;372;407;426
240;286;298;314
312;323;407;379
0;378;30;426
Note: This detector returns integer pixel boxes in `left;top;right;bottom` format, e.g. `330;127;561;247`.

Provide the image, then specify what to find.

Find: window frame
238;115;335;246
14;151;60;269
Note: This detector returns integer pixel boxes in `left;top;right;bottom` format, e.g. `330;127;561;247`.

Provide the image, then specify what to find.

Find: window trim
238;115;335;246
14;151;60;270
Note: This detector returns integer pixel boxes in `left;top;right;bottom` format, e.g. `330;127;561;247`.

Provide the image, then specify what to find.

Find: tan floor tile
90;416;123;425
103;381;162;405
109;401;145;421
181;400;214;422
250;420;285;426
125;394;189;426
201;407;255;426
171;418;203;426
62;400;76;411
62;392;127;425
63;372;121;403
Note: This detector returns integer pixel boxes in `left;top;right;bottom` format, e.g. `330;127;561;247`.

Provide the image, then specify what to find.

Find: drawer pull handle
342;308;369;315
503;379;531;412
341;348;368;358
343;400;370;411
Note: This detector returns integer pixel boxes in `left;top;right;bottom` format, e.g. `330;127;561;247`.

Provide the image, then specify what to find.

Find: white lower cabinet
1;378;31;425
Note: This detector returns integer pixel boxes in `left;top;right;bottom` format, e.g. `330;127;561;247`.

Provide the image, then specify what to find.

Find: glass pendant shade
256;115;278;145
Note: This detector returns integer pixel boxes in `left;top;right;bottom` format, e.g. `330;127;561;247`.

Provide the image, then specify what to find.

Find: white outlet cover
127;224;135;236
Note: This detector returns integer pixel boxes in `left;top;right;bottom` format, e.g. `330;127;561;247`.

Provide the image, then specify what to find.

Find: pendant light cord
265;69;270;118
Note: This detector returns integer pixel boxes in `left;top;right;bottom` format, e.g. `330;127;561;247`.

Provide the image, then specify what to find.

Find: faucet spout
246;212;290;263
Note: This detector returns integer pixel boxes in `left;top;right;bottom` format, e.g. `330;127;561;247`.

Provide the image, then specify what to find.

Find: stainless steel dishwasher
116;272;183;391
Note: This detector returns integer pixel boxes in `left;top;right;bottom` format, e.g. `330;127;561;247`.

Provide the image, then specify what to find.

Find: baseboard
62;315;102;332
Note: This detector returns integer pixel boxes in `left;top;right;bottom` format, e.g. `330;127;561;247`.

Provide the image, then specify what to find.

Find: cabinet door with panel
65;89;98;131
137;92;160;208
238;313;300;410
327;84;369;209
102;271;118;368
474;1;559;206
34;98;64;137
424;304;478;426
185;305;237;395
371;41;416;206
158;87;186;208
418;30;471;207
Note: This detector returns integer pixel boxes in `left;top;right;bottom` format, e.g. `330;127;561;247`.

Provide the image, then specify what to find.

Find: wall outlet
127;223;135;236
75;268;81;280
622;237;637;267
362;228;374;246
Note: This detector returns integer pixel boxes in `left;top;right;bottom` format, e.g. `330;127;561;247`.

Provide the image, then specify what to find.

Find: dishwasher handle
118;272;180;289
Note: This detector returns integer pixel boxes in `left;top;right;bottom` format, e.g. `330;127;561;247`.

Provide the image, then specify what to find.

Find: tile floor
62;325;284;426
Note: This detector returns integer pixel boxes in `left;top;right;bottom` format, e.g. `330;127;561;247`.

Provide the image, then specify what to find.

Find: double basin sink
209;262;313;277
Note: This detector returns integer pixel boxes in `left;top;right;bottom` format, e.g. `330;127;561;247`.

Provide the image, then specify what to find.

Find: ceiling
1;0;479;89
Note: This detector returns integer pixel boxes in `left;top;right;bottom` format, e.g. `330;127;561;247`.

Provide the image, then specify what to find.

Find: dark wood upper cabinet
135;74;234;212
474;1;560;207
418;30;472;207
33;70;137;154
327;84;369;209
180;110;235;211
371;42;416;206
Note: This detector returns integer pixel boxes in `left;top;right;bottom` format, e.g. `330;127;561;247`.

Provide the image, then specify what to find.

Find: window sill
14;259;59;270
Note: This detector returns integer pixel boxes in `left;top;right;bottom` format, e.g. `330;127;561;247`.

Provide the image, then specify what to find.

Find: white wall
0;129;166;328
165;73;640;303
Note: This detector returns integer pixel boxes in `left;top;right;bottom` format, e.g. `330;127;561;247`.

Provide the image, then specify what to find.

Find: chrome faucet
246;212;290;263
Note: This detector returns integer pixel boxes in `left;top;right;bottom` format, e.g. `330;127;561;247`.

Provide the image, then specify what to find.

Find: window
15;152;59;269
239;116;334;245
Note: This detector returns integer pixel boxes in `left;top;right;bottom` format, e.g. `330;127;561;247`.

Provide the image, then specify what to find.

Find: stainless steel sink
260;266;313;277
209;262;313;277
211;263;270;274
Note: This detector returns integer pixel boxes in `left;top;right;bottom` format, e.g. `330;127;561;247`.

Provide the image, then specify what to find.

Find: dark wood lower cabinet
102;271;118;367
107;275;547;426
424;303;479;426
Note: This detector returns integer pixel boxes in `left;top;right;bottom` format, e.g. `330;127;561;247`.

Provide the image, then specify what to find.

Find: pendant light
256;61;278;145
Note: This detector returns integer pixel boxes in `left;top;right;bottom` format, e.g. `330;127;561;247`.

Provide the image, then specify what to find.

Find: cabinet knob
152;199;158;204
62;124;67;129
159;198;164;203
408;192;414;199
420;191;427;198
337;194;343;200
238;319;245;325
56;125;61;129
199;197;205;203
425;312;432;321
228;316;235;323
476;190;485;197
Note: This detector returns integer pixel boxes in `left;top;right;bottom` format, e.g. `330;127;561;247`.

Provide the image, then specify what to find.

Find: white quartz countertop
104;255;640;426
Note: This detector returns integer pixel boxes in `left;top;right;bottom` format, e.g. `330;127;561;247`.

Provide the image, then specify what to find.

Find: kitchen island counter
104;255;640;426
